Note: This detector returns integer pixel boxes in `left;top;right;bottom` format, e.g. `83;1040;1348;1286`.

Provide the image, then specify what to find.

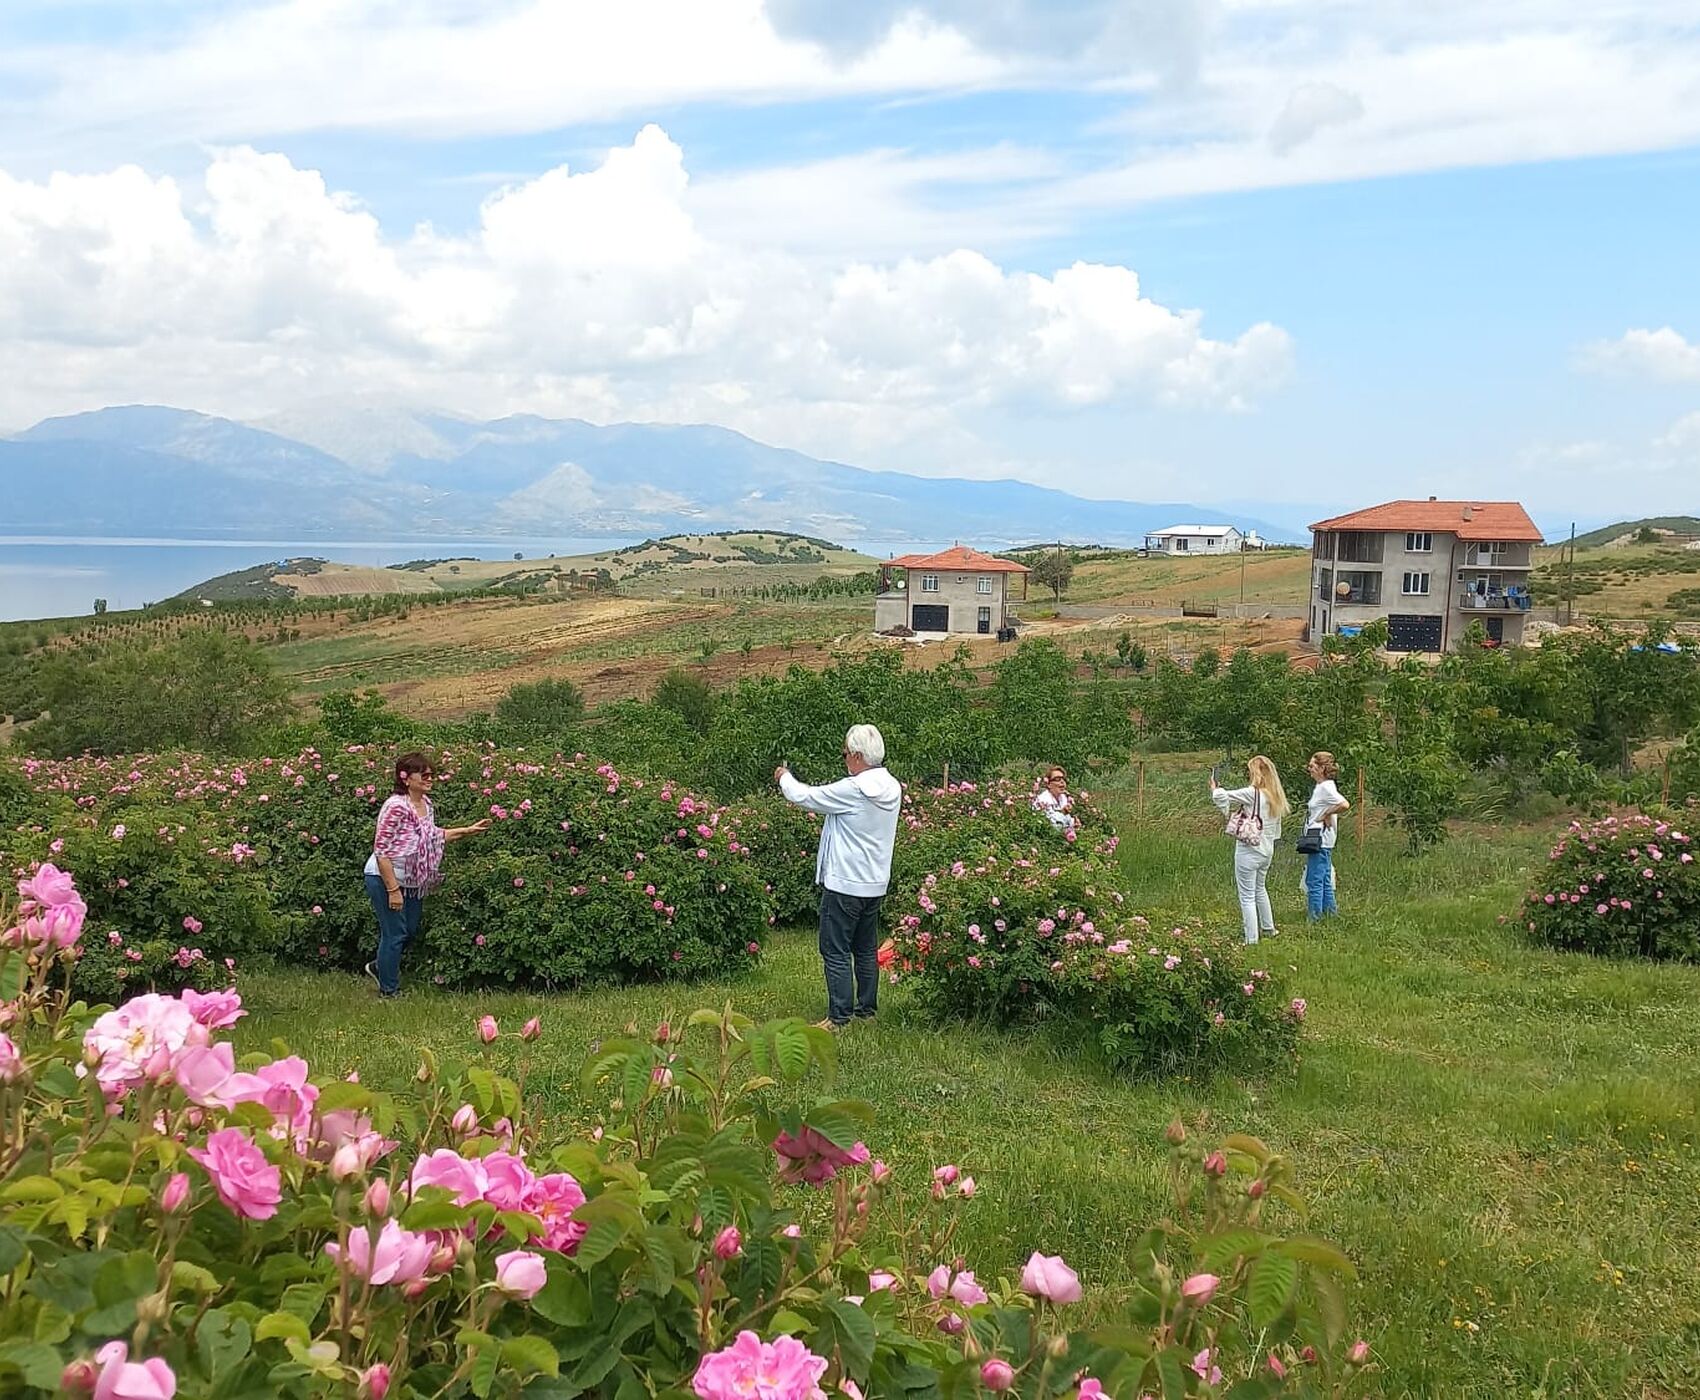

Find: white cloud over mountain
0;128;1291;466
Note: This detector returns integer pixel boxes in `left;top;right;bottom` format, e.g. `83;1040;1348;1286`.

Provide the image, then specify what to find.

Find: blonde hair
1309;751;1339;780
1247;755;1291;820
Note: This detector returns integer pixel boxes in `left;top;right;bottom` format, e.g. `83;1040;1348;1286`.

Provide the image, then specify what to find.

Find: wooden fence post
1137;761;1146;822
942;762;950;791
1356;768;1366;856
1663;757;1671;808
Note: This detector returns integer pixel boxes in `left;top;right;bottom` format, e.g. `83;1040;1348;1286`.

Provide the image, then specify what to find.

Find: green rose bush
1518;810;1699;961
886;785;1303;1077
0;861;1373;1398
3;749;770;994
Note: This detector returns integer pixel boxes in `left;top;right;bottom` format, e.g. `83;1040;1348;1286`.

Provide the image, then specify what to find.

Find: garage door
1386;614;1442;652
910;604;950;632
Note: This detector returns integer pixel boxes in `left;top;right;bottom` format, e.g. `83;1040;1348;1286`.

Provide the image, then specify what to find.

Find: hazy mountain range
4;404;1303;546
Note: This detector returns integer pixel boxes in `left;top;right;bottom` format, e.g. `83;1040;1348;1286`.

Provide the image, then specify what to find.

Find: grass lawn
233;784;1700;1398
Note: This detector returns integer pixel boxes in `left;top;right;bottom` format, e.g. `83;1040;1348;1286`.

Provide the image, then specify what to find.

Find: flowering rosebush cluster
1520;810;1699;961
0;862;1369;1397
891;846;1303;1076
3;748;771;992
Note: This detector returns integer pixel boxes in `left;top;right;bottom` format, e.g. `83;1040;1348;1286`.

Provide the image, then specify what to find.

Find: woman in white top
1032;766;1077;832
1301;751;1351;920
1209;755;1290;945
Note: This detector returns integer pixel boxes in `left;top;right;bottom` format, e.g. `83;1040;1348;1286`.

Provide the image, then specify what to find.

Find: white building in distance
1143;525;1248;554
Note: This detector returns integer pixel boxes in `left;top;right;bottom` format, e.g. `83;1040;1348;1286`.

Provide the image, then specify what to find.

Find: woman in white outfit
1209;755;1290;945
1032;767;1078;832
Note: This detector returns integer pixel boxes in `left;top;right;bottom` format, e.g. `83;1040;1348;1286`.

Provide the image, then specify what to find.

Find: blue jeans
1305;849;1337;920
366;874;423;995
818;888;882;1025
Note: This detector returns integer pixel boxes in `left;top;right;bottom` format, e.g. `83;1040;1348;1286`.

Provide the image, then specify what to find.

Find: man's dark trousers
819;887;882;1025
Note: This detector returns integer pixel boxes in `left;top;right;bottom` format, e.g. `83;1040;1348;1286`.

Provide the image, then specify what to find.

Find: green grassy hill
1572;516;1700;549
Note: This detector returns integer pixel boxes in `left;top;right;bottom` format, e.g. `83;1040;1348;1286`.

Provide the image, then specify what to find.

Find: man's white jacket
779;766;904;897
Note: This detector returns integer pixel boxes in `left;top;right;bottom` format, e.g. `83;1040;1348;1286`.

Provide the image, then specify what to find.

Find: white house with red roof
874;545;1030;636
1309;499;1544;651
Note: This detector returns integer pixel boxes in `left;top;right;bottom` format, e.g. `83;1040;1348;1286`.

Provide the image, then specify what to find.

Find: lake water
0;536;640;623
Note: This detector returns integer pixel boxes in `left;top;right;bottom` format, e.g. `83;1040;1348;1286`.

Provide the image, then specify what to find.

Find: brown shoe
814;1018;844;1031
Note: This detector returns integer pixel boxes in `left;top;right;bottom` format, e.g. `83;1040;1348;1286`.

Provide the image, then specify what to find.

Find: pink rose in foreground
980;1360;1015;1392
219;1056;319;1142
325;1219;435;1286
187;1128;281;1220
1077;1380;1105;1399
713;1226;742;1260
867;1270;899;1292
927;1265;989;1305
480;1151;537;1213
772;1126;869;1186
1347;1340;1371;1366
409;1148;490;1206
159;1173;190;1215
179;987;244;1030
477;1015;499;1043
91;1341;175;1400
169;1043;237;1107
525;1172;589;1254
957;1175;976;1199
360;1363;391;1400
932;1163;959;1185
83;995;203;1094
1020;1252;1082;1304
692;1332;828;1400
0;1033;22;1084
494;1249;548;1299
19;862;80;909
1181;1272;1220;1306
520;1016;542;1042
1191;1349;1222;1385
364;1179;391;1217
450;1104;479;1136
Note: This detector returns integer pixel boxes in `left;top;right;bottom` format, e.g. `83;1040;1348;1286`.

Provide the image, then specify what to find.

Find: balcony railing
1461;544;1532;569
1457;592;1532;611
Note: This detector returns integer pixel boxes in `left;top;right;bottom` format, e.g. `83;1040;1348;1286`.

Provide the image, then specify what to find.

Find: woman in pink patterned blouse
364;751;489;996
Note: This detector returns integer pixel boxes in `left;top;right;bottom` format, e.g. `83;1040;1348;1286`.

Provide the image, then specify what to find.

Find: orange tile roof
885;545;1030;573
1308;500;1543;542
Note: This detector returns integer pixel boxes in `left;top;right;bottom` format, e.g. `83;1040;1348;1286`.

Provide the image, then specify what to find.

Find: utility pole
1239;544;1247;604
1565;522;1575;626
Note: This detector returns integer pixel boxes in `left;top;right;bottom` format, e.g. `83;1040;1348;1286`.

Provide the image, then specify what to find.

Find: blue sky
2;0;1699;531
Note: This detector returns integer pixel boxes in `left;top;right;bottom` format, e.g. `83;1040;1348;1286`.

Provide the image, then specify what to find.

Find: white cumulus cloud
0;128;1292;469
1583;327;1700;384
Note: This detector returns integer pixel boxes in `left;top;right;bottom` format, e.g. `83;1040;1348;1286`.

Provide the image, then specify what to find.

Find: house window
921;574;940;593
1175;537;1189;551
976;576;992;594
1402;571;1430;596
1336;532;1384;563
1318;567;1333;599
1405;532;1433;553
1336;570;1382;605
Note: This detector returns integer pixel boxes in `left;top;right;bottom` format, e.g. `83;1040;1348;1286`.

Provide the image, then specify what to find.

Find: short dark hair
394;751;434;794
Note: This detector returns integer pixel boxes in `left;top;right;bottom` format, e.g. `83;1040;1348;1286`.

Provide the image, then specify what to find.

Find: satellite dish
1334;581;1351;600
895;577;907;591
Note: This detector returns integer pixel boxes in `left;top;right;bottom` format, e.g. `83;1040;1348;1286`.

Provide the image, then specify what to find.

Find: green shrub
891;840;1303;1077
1520;810;1700;960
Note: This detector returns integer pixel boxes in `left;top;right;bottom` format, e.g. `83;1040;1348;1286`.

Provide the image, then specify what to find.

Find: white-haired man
775;723;903;1029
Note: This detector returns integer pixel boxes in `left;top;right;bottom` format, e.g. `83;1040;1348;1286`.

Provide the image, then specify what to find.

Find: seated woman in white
1032;767;1078;831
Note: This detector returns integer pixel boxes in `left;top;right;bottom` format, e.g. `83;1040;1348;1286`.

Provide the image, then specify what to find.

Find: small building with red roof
874;545;1029;637
1308;498;1544;651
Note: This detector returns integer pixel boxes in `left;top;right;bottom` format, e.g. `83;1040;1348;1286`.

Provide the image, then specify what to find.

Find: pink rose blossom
521;1016;542;1042
772;1126;869;1186
1190;1349;1223;1386
692;1332;828;1400
179;987;244;1030
91;1341;175;1400
187;1128;282;1220
360;1363;391;1399
409;1148;490;1206
494;1249;548;1299
714;1226;743;1260
980;1360;1015;1392
0;1034;22;1084
325;1219;436;1286
159;1173;190;1214
477;1015;499;1043
1020;1252;1082;1304
1181;1272;1220;1306
525;1172;588;1254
